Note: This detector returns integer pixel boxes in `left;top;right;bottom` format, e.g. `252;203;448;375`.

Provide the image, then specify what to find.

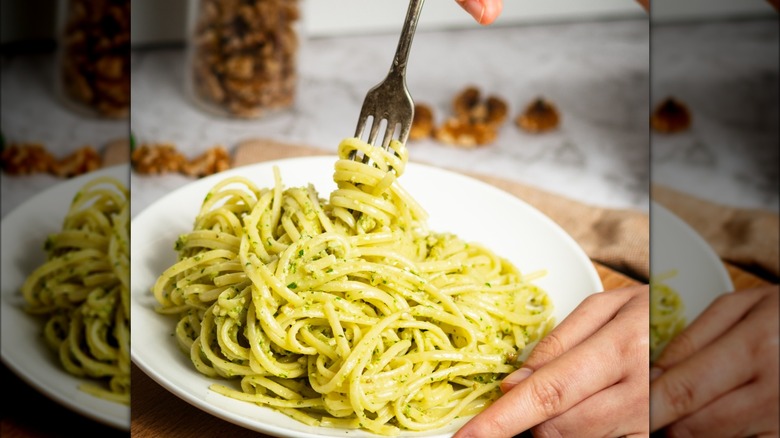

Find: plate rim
651;200;733;291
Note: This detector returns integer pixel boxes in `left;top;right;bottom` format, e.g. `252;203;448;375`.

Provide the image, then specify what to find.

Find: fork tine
366;116;383;146
381;121;396;150
398;122;411;145
352;111;376;160
350;115;368;160
354;113;368;140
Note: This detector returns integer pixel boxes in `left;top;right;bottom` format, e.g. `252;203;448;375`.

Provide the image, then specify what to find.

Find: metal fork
352;0;426;160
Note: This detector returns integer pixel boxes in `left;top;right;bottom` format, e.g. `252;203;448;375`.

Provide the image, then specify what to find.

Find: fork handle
389;0;426;77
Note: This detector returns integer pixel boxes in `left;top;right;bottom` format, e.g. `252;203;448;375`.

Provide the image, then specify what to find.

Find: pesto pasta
650;270;685;363
22;175;130;404
153;137;553;435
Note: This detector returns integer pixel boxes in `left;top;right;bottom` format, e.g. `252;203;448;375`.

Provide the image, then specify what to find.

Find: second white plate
0;164;131;431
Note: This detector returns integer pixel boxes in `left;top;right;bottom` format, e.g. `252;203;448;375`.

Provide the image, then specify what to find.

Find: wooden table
0;362;128;438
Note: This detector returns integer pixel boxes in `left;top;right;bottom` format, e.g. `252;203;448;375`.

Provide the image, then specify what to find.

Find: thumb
456;0;503;25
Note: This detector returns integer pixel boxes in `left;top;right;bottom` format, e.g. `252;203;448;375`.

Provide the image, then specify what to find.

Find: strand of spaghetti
210;378;324;408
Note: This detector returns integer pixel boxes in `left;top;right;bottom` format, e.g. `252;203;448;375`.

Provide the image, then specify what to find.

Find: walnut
194;60;226;103
95;56;125;80
131;144;186;175
453;86;480;119
434;118;497;148
452;87;508;127
651;97;691;134
0;143;55;175
51;146;101;178
409;104;434;141
484;97;509;126
433;86;508;147
225;55;255;80
95;78;130;105
516;98;560;133
62;58;94;103
180;146;231;177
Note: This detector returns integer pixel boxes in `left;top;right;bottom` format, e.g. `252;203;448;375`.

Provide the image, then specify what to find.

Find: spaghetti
650;270;685;363
153;138;553;435
22;175;130;404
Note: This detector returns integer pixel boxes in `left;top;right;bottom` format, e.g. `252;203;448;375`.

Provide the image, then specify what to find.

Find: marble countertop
129;18;650;217
651;18;779;212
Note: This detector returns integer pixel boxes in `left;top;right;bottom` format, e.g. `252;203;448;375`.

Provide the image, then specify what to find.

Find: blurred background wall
2;0;773;47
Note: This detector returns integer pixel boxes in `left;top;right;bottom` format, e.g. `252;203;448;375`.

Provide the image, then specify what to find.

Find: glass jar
186;0;301;119
56;0;131;119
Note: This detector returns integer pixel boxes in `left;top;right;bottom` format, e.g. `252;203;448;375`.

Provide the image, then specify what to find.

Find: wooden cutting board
725;261;773;290
594;261;641;289
597;260;770;291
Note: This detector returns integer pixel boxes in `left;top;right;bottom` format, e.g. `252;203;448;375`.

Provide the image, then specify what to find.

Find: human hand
650;285;779;436
454;285;649;438
456;0;647;24
455;0;503;25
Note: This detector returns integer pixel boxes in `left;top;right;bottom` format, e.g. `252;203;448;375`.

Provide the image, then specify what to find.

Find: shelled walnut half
434;86;509;148
409;104;435;141
180;146;231;177
52;146;102;178
131;144;185;175
1;143;55;175
516;98;560;134
650;97;691;134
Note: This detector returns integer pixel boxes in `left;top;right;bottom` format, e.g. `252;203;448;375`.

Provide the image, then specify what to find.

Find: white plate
651;201;734;324
0;164;130;431
130;156;603;438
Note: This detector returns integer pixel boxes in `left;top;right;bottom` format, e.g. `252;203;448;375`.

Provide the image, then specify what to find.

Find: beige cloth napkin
233;139;650;281
653;184;779;279
102;138;130;167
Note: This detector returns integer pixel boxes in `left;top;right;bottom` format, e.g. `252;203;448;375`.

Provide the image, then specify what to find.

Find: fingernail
650;367;663;381
459;0;485;24
501;367;533;392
